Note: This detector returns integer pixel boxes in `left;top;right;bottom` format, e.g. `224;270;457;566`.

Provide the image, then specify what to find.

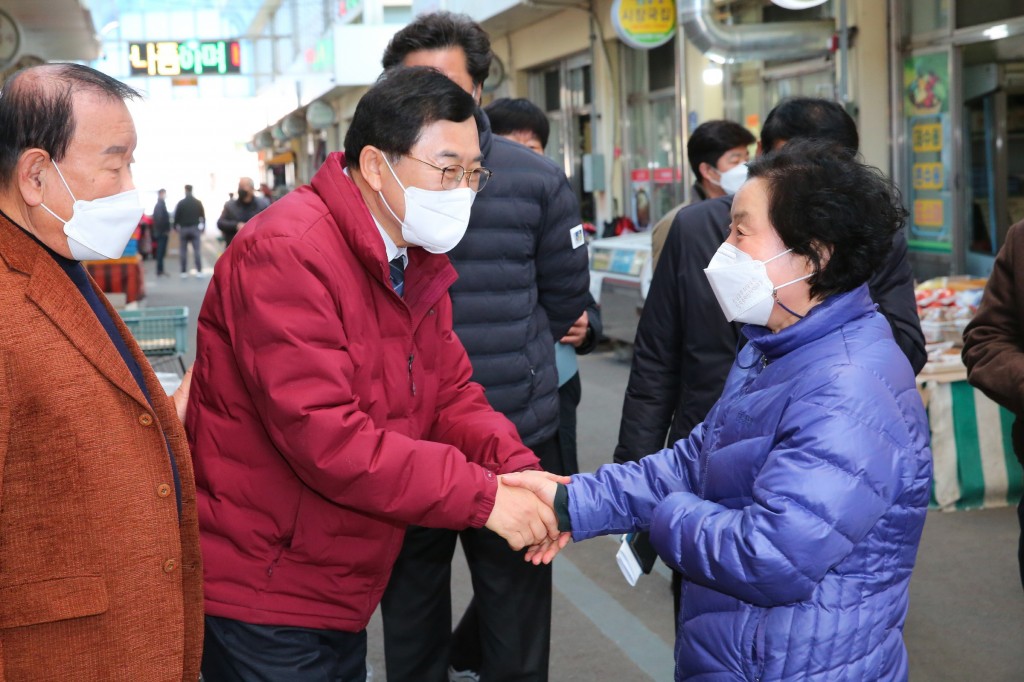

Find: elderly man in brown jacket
963;218;1024;592
0;64;202;679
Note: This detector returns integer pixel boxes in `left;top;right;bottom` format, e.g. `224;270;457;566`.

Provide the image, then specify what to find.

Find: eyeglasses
405;155;493;193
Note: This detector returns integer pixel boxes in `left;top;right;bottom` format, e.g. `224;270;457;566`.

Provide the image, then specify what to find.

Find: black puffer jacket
448;112;590;447
614;194;927;464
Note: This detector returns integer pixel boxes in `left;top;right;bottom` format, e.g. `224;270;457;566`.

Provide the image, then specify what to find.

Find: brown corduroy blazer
0;215;203;681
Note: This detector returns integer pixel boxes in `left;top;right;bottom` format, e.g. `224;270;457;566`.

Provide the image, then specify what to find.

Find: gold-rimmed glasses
405;155;493;192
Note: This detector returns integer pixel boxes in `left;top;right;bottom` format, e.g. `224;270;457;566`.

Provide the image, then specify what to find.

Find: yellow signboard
612;0;676;49
914;199;945;228
913;162;944;191
912;123;943;152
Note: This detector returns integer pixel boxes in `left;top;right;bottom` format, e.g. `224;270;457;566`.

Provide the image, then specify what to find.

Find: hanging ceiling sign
129;40;241;77
611;0;676;50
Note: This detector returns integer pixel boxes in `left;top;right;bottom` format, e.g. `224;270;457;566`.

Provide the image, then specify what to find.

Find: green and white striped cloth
923;378;1024;511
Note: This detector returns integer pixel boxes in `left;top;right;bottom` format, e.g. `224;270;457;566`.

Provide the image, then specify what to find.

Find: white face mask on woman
703;242;811;326
378;154;475;254
39;161;143;261
707;163;749;196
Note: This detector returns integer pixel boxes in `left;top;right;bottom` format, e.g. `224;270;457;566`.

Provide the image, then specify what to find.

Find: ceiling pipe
679;0;835;64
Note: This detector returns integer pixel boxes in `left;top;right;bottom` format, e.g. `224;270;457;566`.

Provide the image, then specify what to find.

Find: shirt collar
344;166;407;267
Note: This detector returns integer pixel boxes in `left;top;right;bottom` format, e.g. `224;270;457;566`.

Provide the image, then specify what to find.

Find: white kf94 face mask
39;161;143;261
378;154;475;254
703;242;811;326
707;163;749;195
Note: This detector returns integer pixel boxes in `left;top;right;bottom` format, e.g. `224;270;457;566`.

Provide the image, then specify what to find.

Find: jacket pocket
0;575;109;628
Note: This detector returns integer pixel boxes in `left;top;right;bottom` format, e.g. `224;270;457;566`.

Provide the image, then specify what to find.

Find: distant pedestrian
173;183;205;277
216;177;269;247
152;187;171;276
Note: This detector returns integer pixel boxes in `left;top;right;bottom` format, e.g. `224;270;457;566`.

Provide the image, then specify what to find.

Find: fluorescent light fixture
983;24;1009;41
771;0;829;8
706;52;726;65
703;66;724;86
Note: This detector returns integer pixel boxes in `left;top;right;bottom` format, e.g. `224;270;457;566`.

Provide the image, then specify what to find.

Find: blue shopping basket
119;306;189;374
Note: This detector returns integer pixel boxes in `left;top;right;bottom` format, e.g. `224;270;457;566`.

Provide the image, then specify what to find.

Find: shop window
647;41;675;92
905;0;950;36
544;70;560;112
956;1;1020;29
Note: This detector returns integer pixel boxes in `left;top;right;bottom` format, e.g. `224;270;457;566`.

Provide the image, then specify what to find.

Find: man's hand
172;368;193;424
485;478;561;551
500;470;573;565
237;221;247;231
499;469;566;506
560;311;589;347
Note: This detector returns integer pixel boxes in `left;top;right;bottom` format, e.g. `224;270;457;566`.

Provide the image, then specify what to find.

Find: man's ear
359;146;386;193
18;149;50;207
698;161;716;184
755;140;764;157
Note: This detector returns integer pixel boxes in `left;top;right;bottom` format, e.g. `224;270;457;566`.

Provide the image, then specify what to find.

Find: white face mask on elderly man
703;242;811;326
378;154;474;255
39;161;143;261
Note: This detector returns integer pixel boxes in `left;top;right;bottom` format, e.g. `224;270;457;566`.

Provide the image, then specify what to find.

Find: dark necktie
389;256;405;297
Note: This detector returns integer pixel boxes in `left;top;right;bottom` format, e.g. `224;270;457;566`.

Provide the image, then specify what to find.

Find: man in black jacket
152;188;171;276
614;97;927;623
172;184;205;277
216;177;269;247
379;13;590;682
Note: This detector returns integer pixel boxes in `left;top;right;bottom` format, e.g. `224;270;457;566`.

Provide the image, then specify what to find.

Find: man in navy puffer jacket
380;12;590;682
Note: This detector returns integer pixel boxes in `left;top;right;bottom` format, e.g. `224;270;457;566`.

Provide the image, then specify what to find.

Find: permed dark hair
381;11;492;87
484;97;550;149
344;66;477;169
687;120;756;177
0;63;140;185
760;97;859;153
746;139;906;300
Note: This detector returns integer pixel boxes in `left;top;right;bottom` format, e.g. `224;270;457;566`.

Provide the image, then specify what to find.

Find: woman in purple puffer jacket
511;141;933;681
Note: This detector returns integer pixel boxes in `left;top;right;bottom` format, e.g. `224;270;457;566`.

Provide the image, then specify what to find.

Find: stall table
84;253;146;303
918;360;1023;510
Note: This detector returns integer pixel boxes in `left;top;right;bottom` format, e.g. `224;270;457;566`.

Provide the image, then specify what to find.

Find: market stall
916;277;1023;510
83;225;146;303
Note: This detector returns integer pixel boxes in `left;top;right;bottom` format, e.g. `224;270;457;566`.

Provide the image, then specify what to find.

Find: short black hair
760;97;859;153
344;66;477;169
746;139;905;300
484;98;549;149
0;63;140;185
382;11;492;87
687;120;756;177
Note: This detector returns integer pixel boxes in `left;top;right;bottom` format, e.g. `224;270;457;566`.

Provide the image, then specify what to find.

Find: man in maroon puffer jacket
187;67;562;681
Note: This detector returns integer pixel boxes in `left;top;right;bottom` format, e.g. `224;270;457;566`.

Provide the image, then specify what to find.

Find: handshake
483;470;572;566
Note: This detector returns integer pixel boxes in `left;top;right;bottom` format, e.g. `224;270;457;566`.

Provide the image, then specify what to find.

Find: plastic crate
119;306;189;357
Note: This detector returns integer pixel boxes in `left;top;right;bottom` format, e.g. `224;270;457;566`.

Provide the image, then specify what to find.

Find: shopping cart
119;306;189;375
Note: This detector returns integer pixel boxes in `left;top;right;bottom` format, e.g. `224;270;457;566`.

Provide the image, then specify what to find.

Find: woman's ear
808;239;833;271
